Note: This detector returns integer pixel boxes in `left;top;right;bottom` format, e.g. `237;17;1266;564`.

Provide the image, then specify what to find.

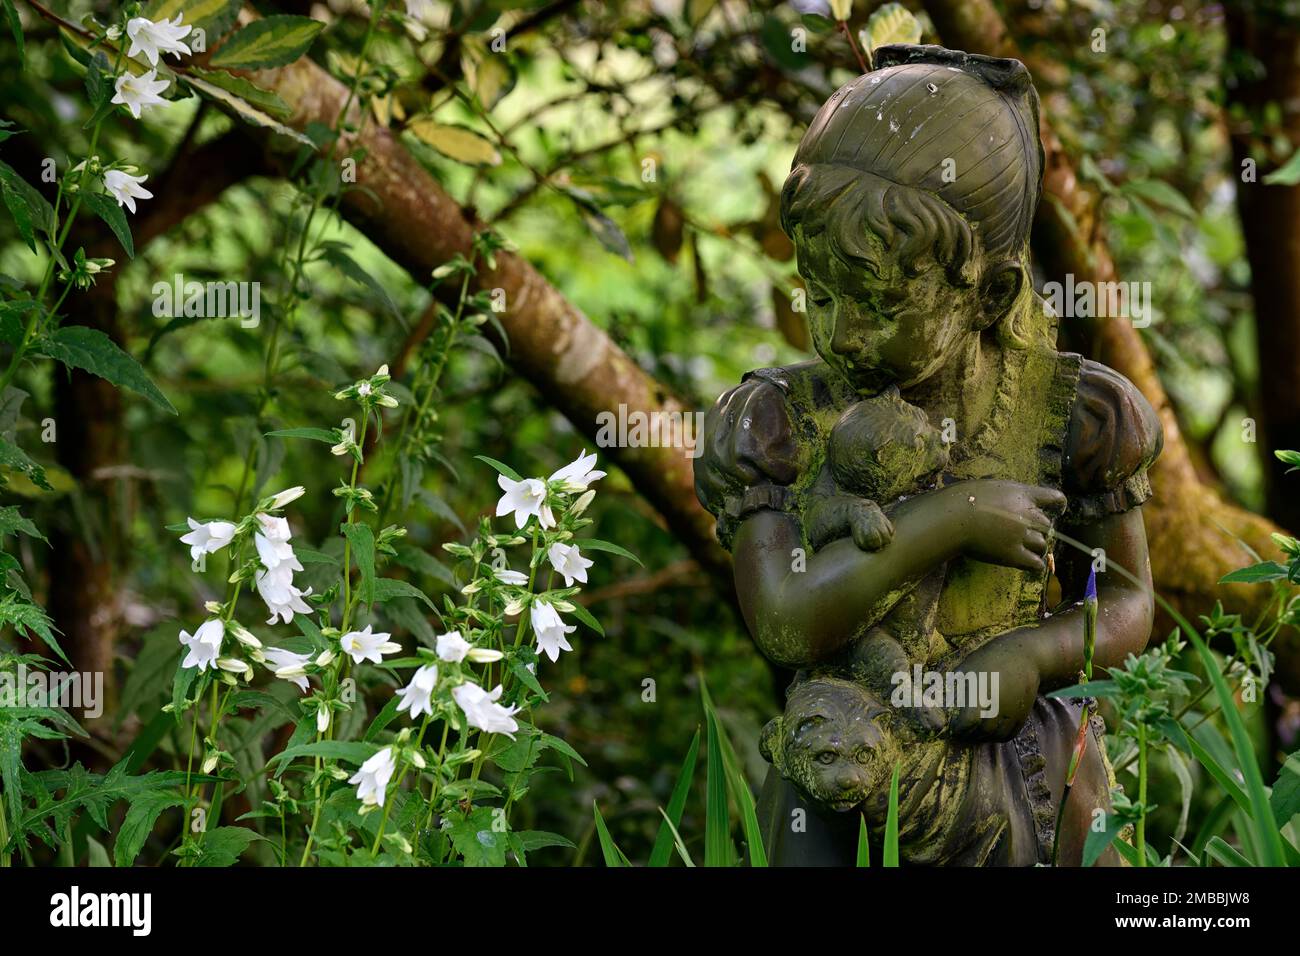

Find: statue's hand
805;494;894;552
947;631;1042;741
952;480;1066;573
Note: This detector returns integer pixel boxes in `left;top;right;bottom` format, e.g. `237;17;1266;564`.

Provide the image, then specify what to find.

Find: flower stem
1136;722;1148;866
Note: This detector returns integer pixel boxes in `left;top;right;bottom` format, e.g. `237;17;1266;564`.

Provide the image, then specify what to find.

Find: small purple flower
1084;566;1098;602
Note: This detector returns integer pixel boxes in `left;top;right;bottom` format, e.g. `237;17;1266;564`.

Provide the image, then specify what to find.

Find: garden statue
695;44;1163;866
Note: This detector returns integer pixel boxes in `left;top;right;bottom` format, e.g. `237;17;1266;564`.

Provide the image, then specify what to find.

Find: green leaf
1265;148;1300;186
448;806;508;866
195;826;262;866
1271;751;1300;826
648;727;699;867
2;0;23;69
114;790;185;866
372;577;436;611
320;246;402;322
342;522;376;607
475;454;521;481
144;0;242;40
36;326;177;415
171;666;196;726
1081;812;1125;867
82;192;134;259
577;537;643;567
0;158;55;253
591;800;630;867
0;505;43;543
1219;561;1289;584
856;814;870;867
563;187;632;261
187;67;291;118
266;740;379;769
861;3;921;58
265;426;338;443
407;119;502;166
703;705;733;867
0;435;51;490
513;830;575;853
1184;627;1286;866
209;16;325;70
883;761;901;867
180;72;313;147
564;600;604;637
1121;179;1196;219
1204;835;1252;867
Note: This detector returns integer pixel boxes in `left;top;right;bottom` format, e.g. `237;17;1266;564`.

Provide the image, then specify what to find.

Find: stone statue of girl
694;45;1163;866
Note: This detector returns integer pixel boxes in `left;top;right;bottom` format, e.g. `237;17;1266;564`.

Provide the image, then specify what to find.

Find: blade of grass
648;727;700;868
591;801;630;867
856;814;870;867
883;761;900;867
1204;835;1252;867
1184;628;1286;866
704;709;734;867
702;693;768;867
657;807;696;867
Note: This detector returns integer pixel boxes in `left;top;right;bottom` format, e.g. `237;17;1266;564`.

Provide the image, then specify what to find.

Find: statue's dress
694;326;1163;865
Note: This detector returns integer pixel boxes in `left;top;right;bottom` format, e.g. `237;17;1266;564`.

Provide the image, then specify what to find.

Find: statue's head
828;385;949;500
760;677;900;813
781;45;1045;393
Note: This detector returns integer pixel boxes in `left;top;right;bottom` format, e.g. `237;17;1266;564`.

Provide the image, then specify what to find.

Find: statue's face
777;680;894;813
797;231;980;392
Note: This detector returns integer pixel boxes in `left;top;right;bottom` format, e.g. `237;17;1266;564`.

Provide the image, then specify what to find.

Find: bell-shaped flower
452;682;520;737
349;747;396;807
547;542;593;587
395;664;438;719
549;450;605;493
179;517;236;563
531;600;575;663
179;619;223;672
340;624;400;665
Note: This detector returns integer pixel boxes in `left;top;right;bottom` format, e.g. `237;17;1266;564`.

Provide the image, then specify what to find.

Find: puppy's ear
759;716;783;770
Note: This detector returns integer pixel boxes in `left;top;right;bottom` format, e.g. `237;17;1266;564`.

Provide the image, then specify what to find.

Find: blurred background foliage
3;0;1300;863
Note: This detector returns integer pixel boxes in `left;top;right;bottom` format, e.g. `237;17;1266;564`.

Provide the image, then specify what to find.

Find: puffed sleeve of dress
1061;359;1164;523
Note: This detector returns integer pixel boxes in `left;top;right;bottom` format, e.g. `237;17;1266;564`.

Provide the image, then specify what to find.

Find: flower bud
571;489;596;516
315;649;335;667
316;707;330;733
467;647;504;663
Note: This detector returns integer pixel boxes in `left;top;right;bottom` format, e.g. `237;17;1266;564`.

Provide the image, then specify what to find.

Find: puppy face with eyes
760;678;901;812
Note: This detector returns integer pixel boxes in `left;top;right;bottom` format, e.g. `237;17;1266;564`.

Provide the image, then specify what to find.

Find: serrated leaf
114;790;185;866
0;505;45;543
209;15;324;70
1219;561;1289;584
0;158;54;253
36;326;176;415
407;119;501;166
195;825;261;866
0;435;51;490
82;192;134;259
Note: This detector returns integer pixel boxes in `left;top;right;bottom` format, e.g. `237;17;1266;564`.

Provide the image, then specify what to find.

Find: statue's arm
731;486;973;668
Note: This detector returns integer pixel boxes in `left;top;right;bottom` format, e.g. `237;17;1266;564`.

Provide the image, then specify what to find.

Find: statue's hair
781;163;977;288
